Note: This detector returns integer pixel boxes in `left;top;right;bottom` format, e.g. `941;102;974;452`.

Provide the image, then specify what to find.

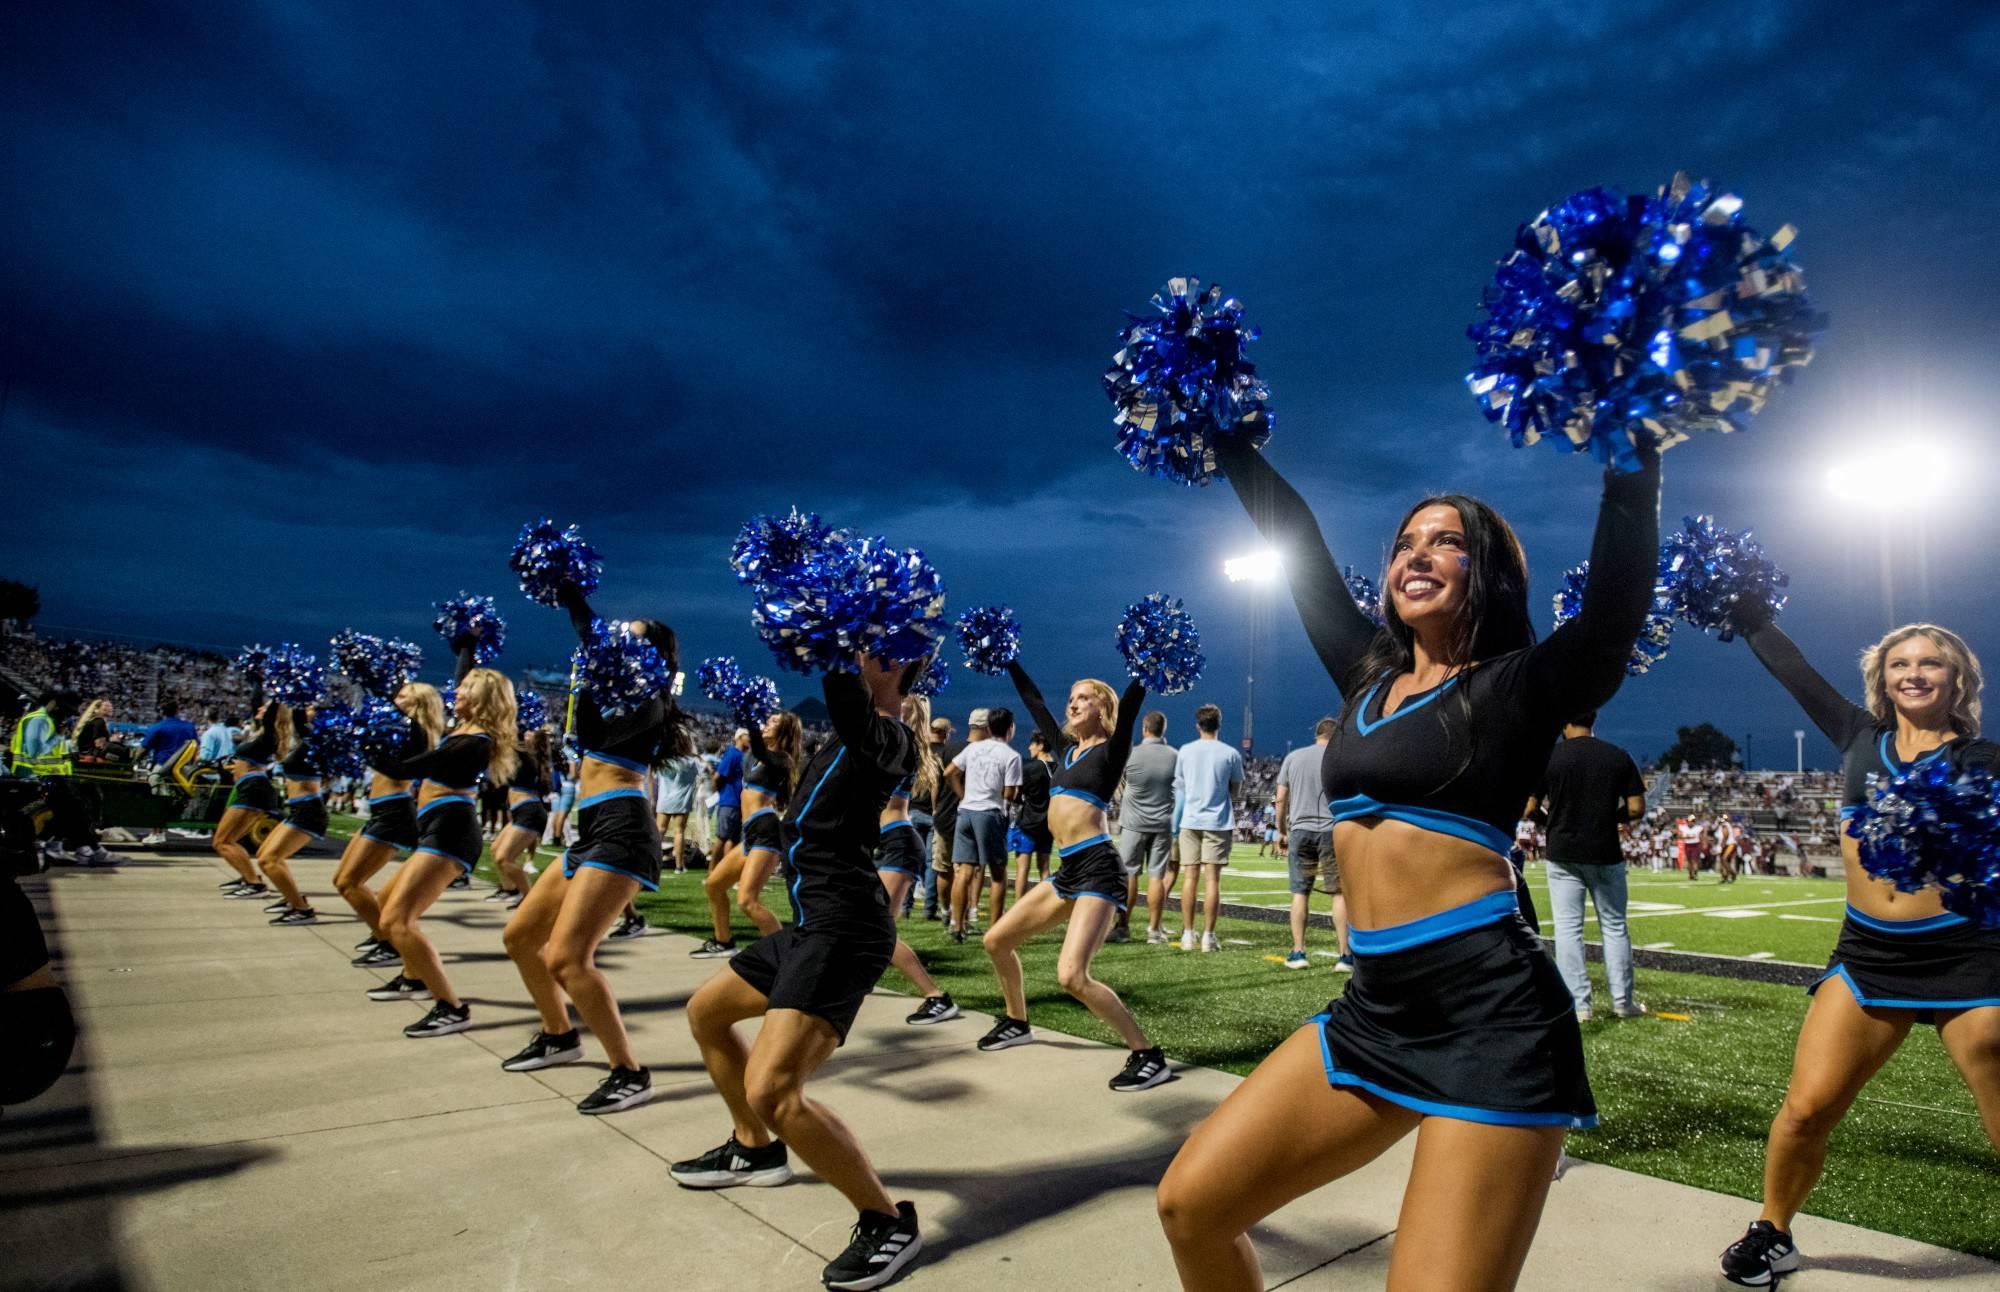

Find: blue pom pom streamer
1116;594;1205;696
1104;278;1272;486
433;593;507;665
572;618;673;719
1848;760;2000;929
737;517;949;675
355;697;414;768
1659;515;1789;642
302;704;367;780
955;606;1022;676
1467;172;1823;471
516;688;550;737
510;518;603;608
1342;566;1383;626
914;654;951;698
261;643;325;707
698;657;745;704
235;643;271;680
330;630;423;698
732;676;782;728
439;681;457;726
1552;561;1676;675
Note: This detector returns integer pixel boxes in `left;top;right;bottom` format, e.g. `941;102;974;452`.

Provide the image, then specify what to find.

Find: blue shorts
716;804;743;843
554;782;577;813
953;809;1008;869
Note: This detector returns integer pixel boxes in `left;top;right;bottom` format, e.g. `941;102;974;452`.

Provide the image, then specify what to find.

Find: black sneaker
950;926;966;945
448;872;470;889
1109;1046;1169;1092
403;1000;471;1037
1720;1220;1801;1286
905;994;959;1026
366;974;432;1002
607;913;648;940
977;1017;1033;1051
261;897;292;914
270;907;318;926
351;942;401;968
689;938;737;959
1105;924;1131;944
501;1029;584;1072
822;1201;922;1291
482;888;516;903
668;1135;794;1189
355;934;382;951
577;1066;653;1114
221;878;253;889
225;883;270;900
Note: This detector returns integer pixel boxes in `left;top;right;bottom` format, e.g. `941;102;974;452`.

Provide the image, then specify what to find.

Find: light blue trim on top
286;793;323;804
1328;794;1512;856
367;791;411;805
1354;674;1461;737
1845;904;1970;933
1878;731;1948;774
419;793;478;817
1310;1013;1596;1129
786;747;845;930
1052;785;1108;810
1815;963;2000;1011
1839;805;1860;821
1063;744;1097;769
1349;889;1520;956
578;787;648;810
880;818;915;833
584;749;647;772
234;771;269;783
1058;833;1112;858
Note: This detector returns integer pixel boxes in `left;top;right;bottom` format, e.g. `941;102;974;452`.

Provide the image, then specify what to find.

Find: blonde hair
1065;678;1120;742
71;698;109;741
454;669;520;781
766;711;806;791
1862;623;1983;736
902;693;941;800
397;682;448;750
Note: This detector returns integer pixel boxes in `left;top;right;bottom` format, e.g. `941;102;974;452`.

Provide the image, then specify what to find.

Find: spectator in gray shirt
1277;718;1349;971
1114;711;1178;942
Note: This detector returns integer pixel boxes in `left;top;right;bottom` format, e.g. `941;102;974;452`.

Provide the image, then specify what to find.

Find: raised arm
1214;435;1378;693
1005;660;1063;748
1742;621;1872;749
1106;678;1147;766
453;639;478;684
1522;457;1662;719
555;580;599;644
823;671;913;776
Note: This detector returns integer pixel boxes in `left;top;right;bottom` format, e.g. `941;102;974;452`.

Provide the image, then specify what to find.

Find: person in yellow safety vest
9;691;78;777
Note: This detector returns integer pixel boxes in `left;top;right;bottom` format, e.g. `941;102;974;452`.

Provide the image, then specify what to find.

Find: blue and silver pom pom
356;697;414;767
1659;515;1789;642
1467;173;1823;472
914;654;951;698
698;657;745;704
303;704;367;780
1116;594;1205;695
1848;760;2000;928
730;509;841;589
1552;562;1677;675
572;618;673;718
330;630;423;698
510;517;603;608
740;520;949;675
732;676;782;728
262;643;325;707
1343;566;1384;626
516;688;550;736
1104;278;1272;487
955;606;1022;676
433;593;508;664
235;643;271;681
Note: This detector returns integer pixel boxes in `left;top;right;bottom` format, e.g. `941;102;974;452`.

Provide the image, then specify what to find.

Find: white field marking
1225;888;1299;897
1778;913;1842;923
1624;896;1848;919
1312;950;1344;958
1705;910;1768;919
1626;901;1687;912
1223;938;1257;946
1640;942;1676;950
1744;952;1777;960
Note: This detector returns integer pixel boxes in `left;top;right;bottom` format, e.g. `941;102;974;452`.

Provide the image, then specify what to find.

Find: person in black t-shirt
1526;711;1646;1021
1012;731;1054;897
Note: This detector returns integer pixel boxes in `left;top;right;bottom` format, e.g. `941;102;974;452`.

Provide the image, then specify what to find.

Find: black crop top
557;583;672;771
784;671;916;931
371;732;491;793
280;709;322;781
1216;436;1659;858
1007;661;1147;814
232;698;283;767
1744;623;1995;818
744;727;795;806
509;750;548;795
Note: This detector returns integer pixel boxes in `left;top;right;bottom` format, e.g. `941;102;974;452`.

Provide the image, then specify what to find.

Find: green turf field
320;815;1995;1258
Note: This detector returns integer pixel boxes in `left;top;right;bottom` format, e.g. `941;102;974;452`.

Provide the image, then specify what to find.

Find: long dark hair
631;618;695;767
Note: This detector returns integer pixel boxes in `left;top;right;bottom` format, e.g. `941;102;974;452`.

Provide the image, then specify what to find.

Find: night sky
6;2;1999;767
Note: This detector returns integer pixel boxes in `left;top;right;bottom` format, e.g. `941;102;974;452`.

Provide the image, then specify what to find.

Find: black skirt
1812;906;2000;1022
1315;916;1595;1128
225;773;281;817
1048;836;1127;909
282;795;329;840
562;790;660;890
361;794;418;849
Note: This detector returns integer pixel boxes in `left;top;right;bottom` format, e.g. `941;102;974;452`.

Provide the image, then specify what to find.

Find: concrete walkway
4;853;1995;1292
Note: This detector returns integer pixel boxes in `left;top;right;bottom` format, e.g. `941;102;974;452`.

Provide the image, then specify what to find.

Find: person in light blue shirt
197;713;235;764
1172;703;1243;951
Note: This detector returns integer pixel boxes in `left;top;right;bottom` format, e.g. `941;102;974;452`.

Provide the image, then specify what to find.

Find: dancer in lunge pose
975;654;1167;1090
366;635;517;1037
253;706;331;925
341;682;447;968
1716;616;2000;1287
692;710;805;958
489;724;554;907
497;581;686;1113
213;691;292;901
878;692;959;1026
1155;425;1659;1290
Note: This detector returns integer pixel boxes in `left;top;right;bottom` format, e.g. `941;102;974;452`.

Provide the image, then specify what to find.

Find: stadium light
1222;549;1282;583
1825;444;1954;510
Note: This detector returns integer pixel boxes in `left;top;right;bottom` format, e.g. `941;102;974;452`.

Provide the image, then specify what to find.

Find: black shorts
1812;907;2000;1022
361;793;419;850
413;795;483;872
876;821;925;875
507;798;549;838
225;773;281;817
729;920;895;1043
562;789;661;890
1047;836;1127;909
1315;913;1595;1129
743;808;784;858
282;795;329;840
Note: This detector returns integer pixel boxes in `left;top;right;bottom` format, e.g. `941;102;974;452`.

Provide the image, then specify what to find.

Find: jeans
1546;859;1632;1010
906;811;935;915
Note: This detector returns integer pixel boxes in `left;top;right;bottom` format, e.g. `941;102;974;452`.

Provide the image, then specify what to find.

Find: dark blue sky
6;2;1999;767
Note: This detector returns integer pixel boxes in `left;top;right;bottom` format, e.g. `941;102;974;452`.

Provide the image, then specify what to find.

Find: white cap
968;708;990;727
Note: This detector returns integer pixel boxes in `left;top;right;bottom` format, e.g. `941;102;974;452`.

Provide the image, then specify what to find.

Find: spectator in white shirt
945;708;1021;942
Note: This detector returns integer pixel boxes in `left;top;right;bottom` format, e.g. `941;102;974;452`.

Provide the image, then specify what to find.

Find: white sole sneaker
825;1230;923;1291
670;1162;795;1189
579;1085;655;1115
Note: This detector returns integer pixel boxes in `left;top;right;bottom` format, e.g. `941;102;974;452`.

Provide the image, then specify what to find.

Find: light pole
1223;549;1282;756
1795;729;1805;776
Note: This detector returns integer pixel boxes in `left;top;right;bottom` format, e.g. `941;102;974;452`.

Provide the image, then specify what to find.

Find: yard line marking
1627;901;1688;913
1777;914;1841;923
1624;896;1848;919
1705;910;1768;919
1744;951;1776;960
1640;942;1676;950
1224;938;1256;946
